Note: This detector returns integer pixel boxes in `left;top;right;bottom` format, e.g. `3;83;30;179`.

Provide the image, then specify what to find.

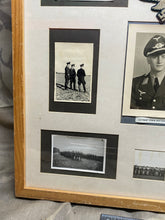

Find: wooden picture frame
12;0;165;213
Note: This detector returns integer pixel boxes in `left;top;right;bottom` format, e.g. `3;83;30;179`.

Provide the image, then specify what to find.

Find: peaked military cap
67;62;70;65
80;64;84;67
71;64;75;67
144;35;165;57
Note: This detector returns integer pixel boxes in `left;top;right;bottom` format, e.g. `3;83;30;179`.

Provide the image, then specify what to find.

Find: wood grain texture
12;0;165;213
12;0;25;195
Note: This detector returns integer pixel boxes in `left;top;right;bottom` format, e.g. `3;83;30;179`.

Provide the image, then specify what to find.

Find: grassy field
53;153;103;172
55;73;91;102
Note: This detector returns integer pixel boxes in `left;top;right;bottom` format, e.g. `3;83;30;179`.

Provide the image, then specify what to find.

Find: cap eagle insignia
140;0;165;23
152;42;165;49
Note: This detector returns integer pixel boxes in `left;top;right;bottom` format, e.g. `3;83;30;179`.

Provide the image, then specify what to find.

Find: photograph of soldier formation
54;42;93;102
51;134;106;174
133;150;165;181
131;34;165;111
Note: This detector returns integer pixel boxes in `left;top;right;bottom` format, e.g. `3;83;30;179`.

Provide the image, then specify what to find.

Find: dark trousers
78;82;86;92
65;77;69;89
70;78;76;90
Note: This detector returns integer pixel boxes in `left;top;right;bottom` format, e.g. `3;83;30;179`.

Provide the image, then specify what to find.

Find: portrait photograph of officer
131;34;165;111
122;23;165;118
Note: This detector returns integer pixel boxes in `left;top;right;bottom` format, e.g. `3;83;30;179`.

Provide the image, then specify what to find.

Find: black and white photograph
41;0;128;7
49;29;100;114
54;42;93;103
133;149;165;181
41;130;119;179
51;135;106;174
122;23;165;118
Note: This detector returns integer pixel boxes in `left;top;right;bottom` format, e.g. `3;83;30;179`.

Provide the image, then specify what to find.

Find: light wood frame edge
12;0;165;213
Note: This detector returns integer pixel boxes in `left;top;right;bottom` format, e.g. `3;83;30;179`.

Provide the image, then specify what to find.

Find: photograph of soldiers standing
64;62;87;92
54;42;94;103
77;64;86;92
133;150;165;181
70;64;76;90
55;60;91;102
65;62;71;90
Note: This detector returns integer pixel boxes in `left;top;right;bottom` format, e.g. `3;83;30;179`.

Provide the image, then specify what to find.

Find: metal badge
140;0;165;24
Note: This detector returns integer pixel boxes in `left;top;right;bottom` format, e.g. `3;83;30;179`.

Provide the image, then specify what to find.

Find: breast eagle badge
140;0;165;23
138;89;146;96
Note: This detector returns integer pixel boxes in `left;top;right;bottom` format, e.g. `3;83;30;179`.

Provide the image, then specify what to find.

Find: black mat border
41;0;128;7
41;129;119;179
49;29;100;114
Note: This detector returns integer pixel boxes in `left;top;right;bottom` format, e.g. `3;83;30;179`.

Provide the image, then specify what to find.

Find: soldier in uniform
64;62;70;89
131;35;165;110
70;64;76;90
77;64;86;92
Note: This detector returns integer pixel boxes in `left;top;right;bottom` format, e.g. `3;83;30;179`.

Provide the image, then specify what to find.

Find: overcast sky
135;150;165;168
52;135;106;156
55;42;93;75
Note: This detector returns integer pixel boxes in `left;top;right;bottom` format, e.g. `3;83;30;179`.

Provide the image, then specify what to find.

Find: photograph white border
122;22;165;119
54;42;93;103
50;134;106;174
133;149;165;181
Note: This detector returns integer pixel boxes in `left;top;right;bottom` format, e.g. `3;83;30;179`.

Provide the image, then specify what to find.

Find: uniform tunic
77;68;86;92
64;66;70;89
131;73;165;110
77;68;86;85
70;68;76;90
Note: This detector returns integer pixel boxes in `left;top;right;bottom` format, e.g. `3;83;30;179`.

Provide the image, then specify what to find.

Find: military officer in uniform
77;64;86;92
70;64;76;90
131;35;165;110
64;62;70;89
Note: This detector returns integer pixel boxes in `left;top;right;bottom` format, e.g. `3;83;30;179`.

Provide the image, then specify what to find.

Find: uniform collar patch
142;77;149;85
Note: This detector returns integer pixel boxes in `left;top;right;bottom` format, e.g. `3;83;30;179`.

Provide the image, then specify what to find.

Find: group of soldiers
64;62;86;92
134;165;165;178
